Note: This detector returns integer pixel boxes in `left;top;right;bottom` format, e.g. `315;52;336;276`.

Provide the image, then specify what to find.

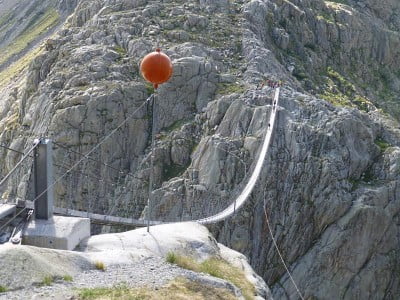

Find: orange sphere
140;49;173;89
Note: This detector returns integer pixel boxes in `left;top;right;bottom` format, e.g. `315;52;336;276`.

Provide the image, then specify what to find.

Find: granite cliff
1;0;400;299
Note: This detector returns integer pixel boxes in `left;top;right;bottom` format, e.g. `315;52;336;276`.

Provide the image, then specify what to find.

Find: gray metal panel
34;139;54;219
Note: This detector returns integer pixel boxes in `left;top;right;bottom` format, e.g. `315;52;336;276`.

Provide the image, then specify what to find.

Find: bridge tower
33;138;54;220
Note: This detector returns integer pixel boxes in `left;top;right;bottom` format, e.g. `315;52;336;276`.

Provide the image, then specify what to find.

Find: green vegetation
78;284;131;300
162;119;186;133
217;82;246;95
317;12;334;24
94;261;106;271
77;279;237;300
361;166;376;183
0;45;44;88
319;67;373;112
0;286;7;293
0;8;59;67
114;46;127;57
348;177;361;191
166;251;177;264
145;83;155;95
0;8;58;87
63;275;74;282
41;275;54;286
165;253;255;300
163;163;187;181
375;138;391;152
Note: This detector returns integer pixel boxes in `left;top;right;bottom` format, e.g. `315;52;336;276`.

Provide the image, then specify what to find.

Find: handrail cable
263;192;305;300
1;88;280;230
0;144;25;155
53;162;137;194
0;141;39;188
197;87;280;224
0;95;152;232
52;141;146;182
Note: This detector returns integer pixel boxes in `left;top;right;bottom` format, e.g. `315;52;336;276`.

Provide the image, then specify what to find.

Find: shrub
63;275;73;282
166;251;177;264
41;275;54;286
165;254;255;300
94;261;106;271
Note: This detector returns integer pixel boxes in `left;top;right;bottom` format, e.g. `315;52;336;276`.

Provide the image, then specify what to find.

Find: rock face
0;223;270;299
1;0;400;299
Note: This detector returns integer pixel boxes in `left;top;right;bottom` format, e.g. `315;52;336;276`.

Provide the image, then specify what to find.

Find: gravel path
1;257;195;300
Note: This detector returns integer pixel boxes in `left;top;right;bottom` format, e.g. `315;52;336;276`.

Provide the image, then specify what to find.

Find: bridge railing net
52;143;148;221
0;143;36;206
150;88;279;224
50;88;279;226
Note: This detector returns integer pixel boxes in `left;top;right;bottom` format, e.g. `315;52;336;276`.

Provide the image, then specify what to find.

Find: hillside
0;0;400;299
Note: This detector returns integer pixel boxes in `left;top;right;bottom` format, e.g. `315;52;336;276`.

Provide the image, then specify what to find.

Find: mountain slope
0;0;400;299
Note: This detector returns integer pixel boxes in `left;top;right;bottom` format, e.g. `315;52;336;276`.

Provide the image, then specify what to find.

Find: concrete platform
22;216;90;250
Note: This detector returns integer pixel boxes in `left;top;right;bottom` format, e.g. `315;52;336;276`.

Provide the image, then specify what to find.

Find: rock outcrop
0;0;400;299
0;223;270;299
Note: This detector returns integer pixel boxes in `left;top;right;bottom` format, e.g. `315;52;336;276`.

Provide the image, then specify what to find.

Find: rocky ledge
0;222;270;299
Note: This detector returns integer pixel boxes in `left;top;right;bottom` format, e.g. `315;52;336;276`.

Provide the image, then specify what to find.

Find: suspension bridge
0;87;280;245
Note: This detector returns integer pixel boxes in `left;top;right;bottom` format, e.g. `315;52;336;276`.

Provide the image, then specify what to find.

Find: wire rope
0;141;39;188
0;96;152;232
263;188;304;300
52;141;146;183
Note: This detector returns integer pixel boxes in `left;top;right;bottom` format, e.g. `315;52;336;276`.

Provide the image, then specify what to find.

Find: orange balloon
140;49;173;89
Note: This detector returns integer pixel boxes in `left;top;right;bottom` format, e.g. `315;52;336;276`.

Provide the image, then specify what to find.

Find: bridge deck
53;207;161;227
3;89;281;229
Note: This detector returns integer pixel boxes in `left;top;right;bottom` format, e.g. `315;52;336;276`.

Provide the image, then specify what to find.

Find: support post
147;92;157;232
34;138;54;220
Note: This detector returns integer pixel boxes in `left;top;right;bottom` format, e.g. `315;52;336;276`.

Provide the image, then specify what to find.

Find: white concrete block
22;216;90;250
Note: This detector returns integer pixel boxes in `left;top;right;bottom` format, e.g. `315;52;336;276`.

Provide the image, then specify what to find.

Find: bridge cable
263;188;305;299
52;141;146;183
197;87;280;224
53;162;137;194
0;96;152;232
0;141;39;188
0;144;25;155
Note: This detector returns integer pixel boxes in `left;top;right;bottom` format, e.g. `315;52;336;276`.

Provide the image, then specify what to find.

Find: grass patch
165;253;255;300
361;166;376;184
162;119;186;133
318;67;374;112
0;8;59;67
375;138;391;152
114;46;127;56
348;178;360;191
63;275;74;282
218;82;246;95
163;163;187;181
166;251;177;264
41;275;54;286
94;261;106;271
317;12;335;24
0;45;44;88
146;83;155;95
77;278;237;300
78;284;130;300
0;286;7;293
